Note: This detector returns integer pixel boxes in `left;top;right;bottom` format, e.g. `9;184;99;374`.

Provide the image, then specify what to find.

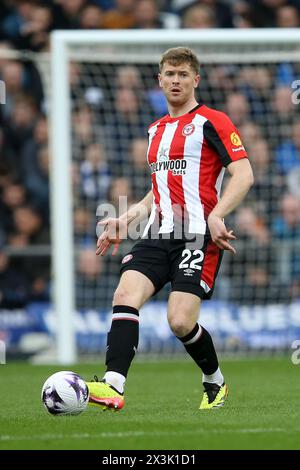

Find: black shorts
120;235;223;300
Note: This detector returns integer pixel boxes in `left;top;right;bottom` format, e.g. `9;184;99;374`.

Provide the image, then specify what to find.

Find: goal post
50;37;76;364
50;29;300;364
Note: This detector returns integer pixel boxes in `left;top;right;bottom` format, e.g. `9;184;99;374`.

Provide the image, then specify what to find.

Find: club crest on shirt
182;123;195;136
122;254;133;264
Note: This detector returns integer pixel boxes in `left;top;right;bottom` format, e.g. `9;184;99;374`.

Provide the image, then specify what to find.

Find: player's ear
194;74;201;88
158;73;162;88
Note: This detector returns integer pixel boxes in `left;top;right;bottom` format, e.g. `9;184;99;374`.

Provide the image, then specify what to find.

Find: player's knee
113;286;140;309
168;314;192;337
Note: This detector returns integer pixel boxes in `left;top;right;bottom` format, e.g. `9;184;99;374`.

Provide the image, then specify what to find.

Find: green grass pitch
0;357;299;450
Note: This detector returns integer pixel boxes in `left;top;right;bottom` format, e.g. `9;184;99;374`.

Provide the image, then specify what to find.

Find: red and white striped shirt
143;104;248;236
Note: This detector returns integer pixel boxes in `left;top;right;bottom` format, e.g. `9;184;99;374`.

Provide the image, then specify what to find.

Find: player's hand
96;217;128;256
207;213;237;254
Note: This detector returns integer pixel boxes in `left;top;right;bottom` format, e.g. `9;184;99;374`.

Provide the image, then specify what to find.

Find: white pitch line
0;428;298;442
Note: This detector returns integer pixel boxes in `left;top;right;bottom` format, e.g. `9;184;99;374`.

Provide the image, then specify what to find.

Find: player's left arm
208;158;254;253
203;110;254;252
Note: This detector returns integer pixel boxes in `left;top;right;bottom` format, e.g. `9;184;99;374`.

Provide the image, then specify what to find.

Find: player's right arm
96;190;153;256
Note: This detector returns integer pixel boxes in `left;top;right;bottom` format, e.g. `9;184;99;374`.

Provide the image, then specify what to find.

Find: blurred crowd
1;0;300;50
1;0;300;310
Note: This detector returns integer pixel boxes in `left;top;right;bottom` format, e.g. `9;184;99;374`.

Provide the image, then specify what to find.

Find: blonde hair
159;47;200;75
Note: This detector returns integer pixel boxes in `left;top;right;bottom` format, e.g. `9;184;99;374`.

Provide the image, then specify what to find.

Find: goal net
48;30;300;362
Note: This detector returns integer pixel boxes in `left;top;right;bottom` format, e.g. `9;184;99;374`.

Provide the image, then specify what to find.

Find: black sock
105;305;139;377
177;324;218;375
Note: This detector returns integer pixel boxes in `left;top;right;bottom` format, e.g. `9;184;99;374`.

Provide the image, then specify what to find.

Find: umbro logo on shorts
184;268;195;276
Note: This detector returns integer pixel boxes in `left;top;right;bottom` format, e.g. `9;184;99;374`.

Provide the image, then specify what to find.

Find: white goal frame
50;28;300;364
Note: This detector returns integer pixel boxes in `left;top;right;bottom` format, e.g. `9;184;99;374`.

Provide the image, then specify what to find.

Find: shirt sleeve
203;111;248;167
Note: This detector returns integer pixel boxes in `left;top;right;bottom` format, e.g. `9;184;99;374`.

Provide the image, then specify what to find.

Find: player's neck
168;98;199;118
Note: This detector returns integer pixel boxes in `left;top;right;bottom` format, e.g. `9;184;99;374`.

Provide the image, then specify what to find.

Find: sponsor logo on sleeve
230;132;245;152
230;132;242;146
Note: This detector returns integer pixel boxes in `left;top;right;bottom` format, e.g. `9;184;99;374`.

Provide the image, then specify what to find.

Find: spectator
238;66;271;119
69;62;104;109
72;104;105;162
233;0;296;28
0;56;44;112
226;206;277;304
172;0;233;27
247;138;286;226
275;119;300;174
236;206;270;244
0;61;25;118
59;0;88;28
133;0;164;28
108;177;135;214
275;61;300;87
71;162;81;206
102;0;135;29
0;42;15;70
225;92;250;126
272;193;300;297
79;4;104;29
19;4;53;51
133;0;180;29
276;5;300;27
93;1;113;10
0;126;14;180
233;13;258;28
1;0;37;46
21;115;49;211
272;193;300;240
265;85;297;145
232;1;266;27
239;121;263;148
0;249;31;309
200;65;237;108
74;206;95;245
5;95;38;160
182;4;216;28
0;4;11;40
73;105;94;152
23;145;50;217
80;143;111;204
1;179;25;207
77;247;103;284
105;87;154;166
1;182;27;235
114;65;164;118
115;65;143;91
76;246;116;310
10;205;49;246
129;137;151;200
286;167;300;198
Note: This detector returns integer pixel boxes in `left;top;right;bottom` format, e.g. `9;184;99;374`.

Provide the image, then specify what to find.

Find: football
41;371;89;415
